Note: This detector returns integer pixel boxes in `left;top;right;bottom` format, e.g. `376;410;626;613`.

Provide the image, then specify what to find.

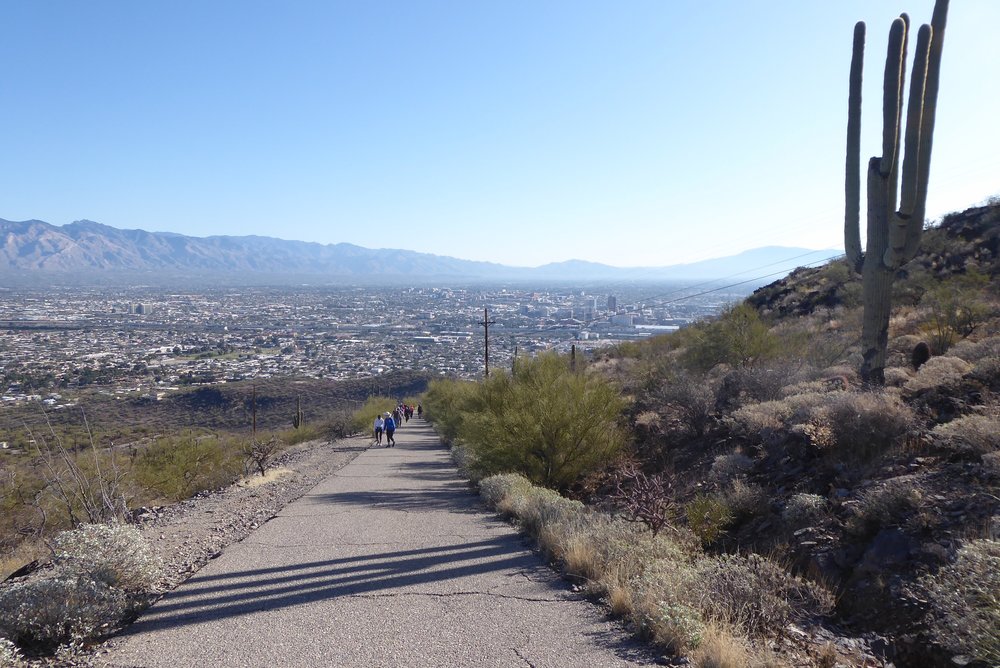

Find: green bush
686;495;734;546
421;379;477;444
681;303;780;372
459;353;625;491
349;396;397;436
131;432;244;502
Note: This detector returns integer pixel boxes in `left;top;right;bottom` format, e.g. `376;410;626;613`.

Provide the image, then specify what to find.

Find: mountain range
0;218;840;284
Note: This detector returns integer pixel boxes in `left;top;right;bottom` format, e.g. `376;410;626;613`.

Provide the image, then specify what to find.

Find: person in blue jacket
383;412;396;447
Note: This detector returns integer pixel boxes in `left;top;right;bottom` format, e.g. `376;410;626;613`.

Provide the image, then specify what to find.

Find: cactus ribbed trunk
861;158;894;385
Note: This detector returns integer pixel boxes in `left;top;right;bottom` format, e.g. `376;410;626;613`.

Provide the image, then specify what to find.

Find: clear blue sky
2;1;997;268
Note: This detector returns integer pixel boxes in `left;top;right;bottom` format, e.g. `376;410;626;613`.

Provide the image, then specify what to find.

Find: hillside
587;201;1000;666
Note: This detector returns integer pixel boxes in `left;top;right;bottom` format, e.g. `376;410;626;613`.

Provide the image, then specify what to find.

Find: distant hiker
373;415;384;445
417;403;422;418
384;413;396;447
392;407;402;428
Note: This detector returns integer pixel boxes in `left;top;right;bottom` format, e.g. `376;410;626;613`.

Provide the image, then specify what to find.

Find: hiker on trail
392;407;402;428
384;413;396;447
373;415;384;445
417;403;422;418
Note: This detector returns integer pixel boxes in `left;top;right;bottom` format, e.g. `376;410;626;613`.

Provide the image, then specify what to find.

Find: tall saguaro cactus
845;0;949;385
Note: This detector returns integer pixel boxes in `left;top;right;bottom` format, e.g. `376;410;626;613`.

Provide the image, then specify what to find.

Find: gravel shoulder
131;434;372;593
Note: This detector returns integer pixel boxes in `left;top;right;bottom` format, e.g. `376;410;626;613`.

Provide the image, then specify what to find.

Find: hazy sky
2;1;997;268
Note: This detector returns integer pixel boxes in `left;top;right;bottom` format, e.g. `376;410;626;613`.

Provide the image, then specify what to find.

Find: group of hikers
372;402;422;447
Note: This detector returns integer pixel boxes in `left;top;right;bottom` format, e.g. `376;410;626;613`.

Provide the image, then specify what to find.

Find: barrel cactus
844;0;949;385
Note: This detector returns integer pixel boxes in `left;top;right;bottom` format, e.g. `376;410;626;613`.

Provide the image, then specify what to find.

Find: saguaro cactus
845;0;949;385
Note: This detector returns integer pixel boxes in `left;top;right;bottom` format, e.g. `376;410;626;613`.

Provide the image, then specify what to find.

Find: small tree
244;436;280;477
460;352;625;492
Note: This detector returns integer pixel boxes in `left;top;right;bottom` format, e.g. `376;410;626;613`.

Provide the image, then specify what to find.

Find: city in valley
0;281;748;419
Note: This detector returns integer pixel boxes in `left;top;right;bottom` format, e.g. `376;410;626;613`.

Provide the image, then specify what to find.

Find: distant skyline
2;1;997;268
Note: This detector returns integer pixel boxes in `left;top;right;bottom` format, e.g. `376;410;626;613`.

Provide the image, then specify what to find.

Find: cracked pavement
98;419;657;667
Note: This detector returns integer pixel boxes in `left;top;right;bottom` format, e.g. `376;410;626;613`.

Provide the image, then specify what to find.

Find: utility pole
511;345;518;373
251;383;257;441
571;344;576;372
479;307;496;377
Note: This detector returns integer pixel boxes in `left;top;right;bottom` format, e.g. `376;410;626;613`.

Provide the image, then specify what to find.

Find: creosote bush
848;480;922;536
451;352;626;491
686;495;734;546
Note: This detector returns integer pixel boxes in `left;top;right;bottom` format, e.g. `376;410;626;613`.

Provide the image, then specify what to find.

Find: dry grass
476;473;836;661
690;624;750;668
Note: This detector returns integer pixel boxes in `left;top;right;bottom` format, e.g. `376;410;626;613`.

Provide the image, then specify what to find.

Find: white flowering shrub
0;636;24;666
782;493;828;529
0;576;127;648
931;414;1000;456
53;523;163;593
478;473;533;509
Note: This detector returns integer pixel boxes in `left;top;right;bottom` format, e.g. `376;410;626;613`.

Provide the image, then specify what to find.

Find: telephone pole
479;307;496;377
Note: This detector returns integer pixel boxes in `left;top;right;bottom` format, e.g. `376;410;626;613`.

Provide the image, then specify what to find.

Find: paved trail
100;419;656;667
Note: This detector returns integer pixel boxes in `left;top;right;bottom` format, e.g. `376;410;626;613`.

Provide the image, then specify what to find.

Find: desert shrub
459;352;625;491
931;414;1000;456
450;443;478;482
713;365;794;411
420;378;477;444
691;553;834;638
243;435;283;477
513;486;586;539
882;366;913;387
349;395;397;435
905;356;973;392
686;495;734;545
478;473;533;509
983;451;1000;478
848;480;922;536
921;271;993;353
822;391;915;460
656;372;717;436
949;335;1000;363
53;523;162;593
681;303;781;373
709;453;753;484
131;432;244;502
969;356;1000;393
0;636;23;666
781;493;828;529
723;480;768;522
610;463;677;536
631;562;705;652
921;539;1000;666
728;391;832;443
0;575;127;648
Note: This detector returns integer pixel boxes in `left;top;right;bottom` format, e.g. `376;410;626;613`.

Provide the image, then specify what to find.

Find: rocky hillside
593;200;1000;667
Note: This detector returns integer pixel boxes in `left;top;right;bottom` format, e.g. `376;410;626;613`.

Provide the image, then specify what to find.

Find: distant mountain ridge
0;218;839;283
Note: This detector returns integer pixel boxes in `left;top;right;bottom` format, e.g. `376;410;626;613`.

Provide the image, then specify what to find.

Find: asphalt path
100;418;657;667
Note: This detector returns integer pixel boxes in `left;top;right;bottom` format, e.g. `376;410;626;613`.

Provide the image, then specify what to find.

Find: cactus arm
886;23;931;267
904;0;949;259
898;23;931;220
879;18;906;178
845;21;865;272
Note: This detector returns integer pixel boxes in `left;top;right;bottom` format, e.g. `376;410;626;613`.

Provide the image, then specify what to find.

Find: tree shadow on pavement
121;536;553;634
